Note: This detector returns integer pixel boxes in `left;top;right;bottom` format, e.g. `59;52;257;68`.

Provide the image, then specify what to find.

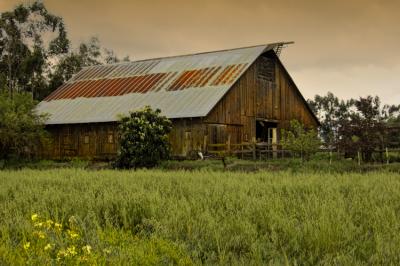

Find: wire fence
205;140;400;164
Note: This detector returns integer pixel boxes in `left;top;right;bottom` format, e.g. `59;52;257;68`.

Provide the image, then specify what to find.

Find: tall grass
1;169;400;264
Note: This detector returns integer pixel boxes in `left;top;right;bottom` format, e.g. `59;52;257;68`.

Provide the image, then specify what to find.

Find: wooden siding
168;118;206;156
41;123;119;159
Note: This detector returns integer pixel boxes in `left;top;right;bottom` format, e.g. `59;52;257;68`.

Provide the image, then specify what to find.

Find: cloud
291;64;400;105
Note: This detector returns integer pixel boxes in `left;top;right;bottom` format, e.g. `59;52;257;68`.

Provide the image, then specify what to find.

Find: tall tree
0;1;69;99
337;96;385;161
0;2;130;100
382;103;400;149
308;92;353;149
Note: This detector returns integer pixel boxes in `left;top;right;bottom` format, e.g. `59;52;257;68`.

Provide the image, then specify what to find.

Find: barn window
84;135;90;144
257;56;275;82
62;127;72;145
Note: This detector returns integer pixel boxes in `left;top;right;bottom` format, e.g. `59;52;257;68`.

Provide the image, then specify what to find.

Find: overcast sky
1;0;399;104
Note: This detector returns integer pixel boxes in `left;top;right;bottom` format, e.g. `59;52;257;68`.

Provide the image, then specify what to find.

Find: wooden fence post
272;128;277;159
226;134;231;156
203;135;208;154
386;147;389;165
252;137;256;160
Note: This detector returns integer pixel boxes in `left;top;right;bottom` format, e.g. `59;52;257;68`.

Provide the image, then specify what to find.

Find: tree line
308;93;400;161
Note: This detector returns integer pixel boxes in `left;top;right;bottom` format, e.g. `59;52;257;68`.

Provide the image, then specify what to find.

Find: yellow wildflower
23;242;30;250
45;219;53;229
57;250;66;260
67;230;79;239
44;243;52;251
33;231;46;239
67;246;77;256
34;222;43;228
31;214;39;222
82;245;92;254
54;223;62;231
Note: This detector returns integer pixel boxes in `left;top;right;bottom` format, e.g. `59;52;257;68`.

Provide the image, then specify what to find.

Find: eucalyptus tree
0;1;69;99
0;2;130;100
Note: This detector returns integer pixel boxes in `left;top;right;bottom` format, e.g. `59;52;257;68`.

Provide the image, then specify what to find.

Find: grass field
1;168;400;265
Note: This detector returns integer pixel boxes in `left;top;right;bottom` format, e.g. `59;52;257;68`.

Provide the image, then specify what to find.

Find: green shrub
113;106;172;169
281;120;321;161
0;92;48;161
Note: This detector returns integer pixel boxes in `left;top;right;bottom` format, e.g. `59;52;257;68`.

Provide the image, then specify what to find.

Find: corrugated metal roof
38;43;281;124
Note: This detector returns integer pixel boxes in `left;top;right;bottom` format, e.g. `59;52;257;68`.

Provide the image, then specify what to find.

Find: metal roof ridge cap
66;42;293;83
77;42;292;70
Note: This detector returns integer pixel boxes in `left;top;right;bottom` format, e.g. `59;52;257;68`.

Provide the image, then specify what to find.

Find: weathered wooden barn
37;43;319;159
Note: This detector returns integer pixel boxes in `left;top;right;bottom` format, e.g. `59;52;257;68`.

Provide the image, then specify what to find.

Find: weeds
1;169;400;264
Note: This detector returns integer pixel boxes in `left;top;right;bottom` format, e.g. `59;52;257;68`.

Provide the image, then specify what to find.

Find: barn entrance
256;120;277;144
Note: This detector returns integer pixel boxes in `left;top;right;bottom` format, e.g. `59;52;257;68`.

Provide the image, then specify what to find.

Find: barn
37;43;319;159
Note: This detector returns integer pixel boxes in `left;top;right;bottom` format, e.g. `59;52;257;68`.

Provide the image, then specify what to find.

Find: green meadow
1;168;400;265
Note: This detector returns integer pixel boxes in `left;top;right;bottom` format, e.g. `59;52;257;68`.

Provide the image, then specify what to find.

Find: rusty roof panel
185;69;202;88
74;80;95;98
38;44;284;123
44;83;67;101
228;63;248;84
110;78;129;96
96;79;115;97
193;67;212;87
153;72;177;92
112;78;132;96
136;75;152;93
121;76;140;94
82;80;102;98
200;66;221;87
221;64;242;85
111;77;131;96
211;65;235;86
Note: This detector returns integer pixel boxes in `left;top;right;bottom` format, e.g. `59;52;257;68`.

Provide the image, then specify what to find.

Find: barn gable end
203;51;319;146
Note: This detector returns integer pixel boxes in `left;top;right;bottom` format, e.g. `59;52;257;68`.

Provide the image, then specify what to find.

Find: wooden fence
204;138;400;163
206;138;290;160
